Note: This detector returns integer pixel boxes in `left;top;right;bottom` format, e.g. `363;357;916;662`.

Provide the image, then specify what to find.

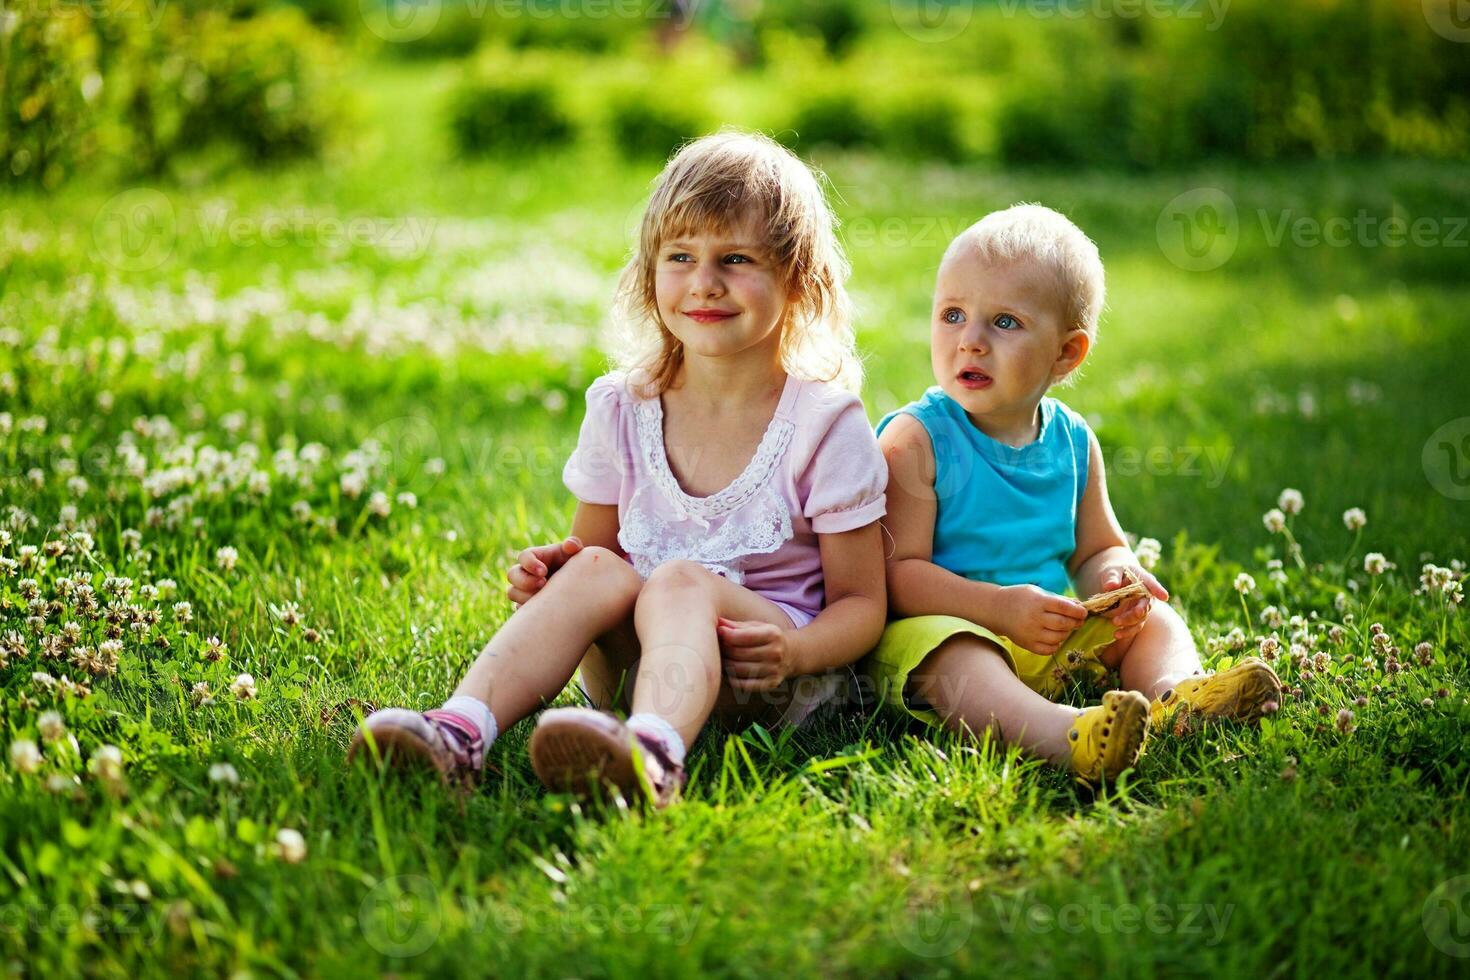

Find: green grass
1;59;1468;978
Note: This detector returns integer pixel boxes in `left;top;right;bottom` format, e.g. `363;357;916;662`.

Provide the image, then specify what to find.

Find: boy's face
930;245;1088;430
654;215;788;365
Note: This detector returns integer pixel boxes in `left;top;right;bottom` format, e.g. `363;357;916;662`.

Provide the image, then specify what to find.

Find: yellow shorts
859;614;1119;728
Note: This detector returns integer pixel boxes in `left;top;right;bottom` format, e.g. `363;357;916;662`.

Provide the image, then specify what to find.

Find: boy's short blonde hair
614;130;859;396
943;204;1106;338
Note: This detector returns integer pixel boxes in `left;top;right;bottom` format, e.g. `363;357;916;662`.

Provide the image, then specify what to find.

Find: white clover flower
367;491;391;518
272;602;302;628
1364;553;1393;576
37;711;66;744
208;762;239;785
31;671;56;690
173;601;193;624
1134;537;1161;570
395;491;417;510
291;500;313;524
215;546;239;572
273;827;307;864
339;471;366;499
88;744;124;783
1262;509;1286;534
1260;605;1284;629
1233;572;1256;594
191;681;213;706
1342;507;1367;531
230;673;257;700
9;739;42;774
1277;488;1304;515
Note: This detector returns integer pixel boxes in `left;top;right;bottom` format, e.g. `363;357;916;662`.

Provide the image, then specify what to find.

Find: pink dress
562;371;888;630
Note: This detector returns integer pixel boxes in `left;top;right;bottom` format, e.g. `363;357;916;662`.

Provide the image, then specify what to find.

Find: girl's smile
655;217;789;366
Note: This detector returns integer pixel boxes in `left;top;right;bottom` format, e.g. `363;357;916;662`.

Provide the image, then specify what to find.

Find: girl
350;132;888;807
866;205;1281;785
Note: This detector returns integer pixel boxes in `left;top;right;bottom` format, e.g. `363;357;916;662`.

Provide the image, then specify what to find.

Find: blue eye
942;308;965;325
724;254;751;264
994;313;1021;330
667;252;692;262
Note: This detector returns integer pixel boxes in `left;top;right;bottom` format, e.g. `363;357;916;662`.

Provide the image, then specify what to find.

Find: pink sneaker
529;707;686;809
348;707;485;786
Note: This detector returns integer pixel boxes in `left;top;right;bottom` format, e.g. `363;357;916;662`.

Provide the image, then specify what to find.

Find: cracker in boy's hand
1080;571;1150;615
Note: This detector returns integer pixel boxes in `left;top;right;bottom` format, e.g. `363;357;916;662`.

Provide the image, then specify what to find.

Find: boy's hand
1096;564;1169;644
717;617;794;692
996;585;1088;655
506;536;583;608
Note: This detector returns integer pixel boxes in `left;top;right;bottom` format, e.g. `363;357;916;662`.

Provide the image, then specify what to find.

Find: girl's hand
506;536;583;608
995;585;1088;655
1097;565;1169;645
717;617;795;693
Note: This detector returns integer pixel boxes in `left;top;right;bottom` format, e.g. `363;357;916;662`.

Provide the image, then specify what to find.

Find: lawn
1;59;1468;978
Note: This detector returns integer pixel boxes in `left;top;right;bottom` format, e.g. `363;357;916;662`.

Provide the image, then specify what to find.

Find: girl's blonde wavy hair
613;131;860;397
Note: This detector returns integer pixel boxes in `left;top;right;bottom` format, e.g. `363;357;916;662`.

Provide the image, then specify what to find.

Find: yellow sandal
1067;690;1150;785
1149;657;1283;727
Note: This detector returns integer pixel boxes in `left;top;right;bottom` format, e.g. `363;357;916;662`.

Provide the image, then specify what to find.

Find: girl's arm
568;501;623;555
1067;430;1169;642
785;522;887;675
507;502;622;606
717;522;886;690
881;414;1085;654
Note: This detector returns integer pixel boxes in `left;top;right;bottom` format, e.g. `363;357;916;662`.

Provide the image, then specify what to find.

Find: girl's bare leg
1097;601;1201;701
452;546;643;730
908;635;1081;768
629;560;795;750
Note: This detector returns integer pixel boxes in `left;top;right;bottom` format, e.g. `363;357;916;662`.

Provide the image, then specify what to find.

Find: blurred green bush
607;85;707;159
0;2;345;188
991;0;1470;168
448;57;576;156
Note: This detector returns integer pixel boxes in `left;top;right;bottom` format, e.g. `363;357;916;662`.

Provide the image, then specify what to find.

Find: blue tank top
877;387;1091;596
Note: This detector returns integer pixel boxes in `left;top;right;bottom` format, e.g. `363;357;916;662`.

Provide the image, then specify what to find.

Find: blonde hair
613;131;860;397
944;203;1106;338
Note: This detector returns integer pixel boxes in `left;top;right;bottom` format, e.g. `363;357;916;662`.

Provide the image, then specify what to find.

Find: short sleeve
562;374;627;505
797;390;888;534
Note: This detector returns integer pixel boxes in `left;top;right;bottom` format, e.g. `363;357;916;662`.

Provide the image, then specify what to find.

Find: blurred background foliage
3;0;1467;189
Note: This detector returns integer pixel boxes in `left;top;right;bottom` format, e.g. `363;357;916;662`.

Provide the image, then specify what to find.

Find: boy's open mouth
957;368;993;389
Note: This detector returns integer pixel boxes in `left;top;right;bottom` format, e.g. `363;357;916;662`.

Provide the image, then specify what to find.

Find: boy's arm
881;414;1085;654
1068;430;1169;641
782;522;887;675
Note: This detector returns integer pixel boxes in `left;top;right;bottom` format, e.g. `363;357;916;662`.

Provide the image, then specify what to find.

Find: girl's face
654;217;789;366
930;250;1088;438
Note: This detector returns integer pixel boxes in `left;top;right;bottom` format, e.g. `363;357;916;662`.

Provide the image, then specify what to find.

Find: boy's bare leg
452;546;643;730
630;560;795;750
1097;602;1202;701
908;635;1081;768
